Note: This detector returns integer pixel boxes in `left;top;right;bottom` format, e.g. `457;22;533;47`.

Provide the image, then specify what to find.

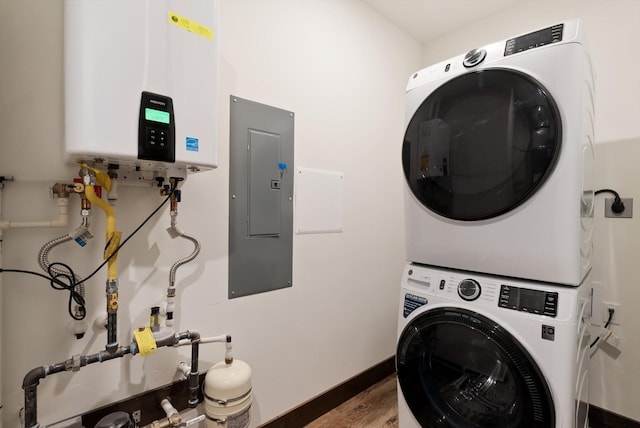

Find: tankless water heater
64;0;219;178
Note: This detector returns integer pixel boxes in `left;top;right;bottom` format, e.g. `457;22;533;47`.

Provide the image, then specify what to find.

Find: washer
396;264;591;428
402;20;595;286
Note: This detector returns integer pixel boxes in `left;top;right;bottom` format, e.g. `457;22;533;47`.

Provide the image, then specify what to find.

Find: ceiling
363;0;518;44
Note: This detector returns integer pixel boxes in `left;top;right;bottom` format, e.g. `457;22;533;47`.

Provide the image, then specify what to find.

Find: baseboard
259;356;396;428
590;404;640;428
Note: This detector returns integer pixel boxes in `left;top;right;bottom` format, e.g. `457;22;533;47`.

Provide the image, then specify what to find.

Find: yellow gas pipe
84;184;119;279
79;163;122;351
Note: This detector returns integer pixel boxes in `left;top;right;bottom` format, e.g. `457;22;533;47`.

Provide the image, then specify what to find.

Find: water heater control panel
138;92;175;163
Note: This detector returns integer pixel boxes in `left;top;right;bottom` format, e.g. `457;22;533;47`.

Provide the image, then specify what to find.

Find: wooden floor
303;375;609;428
305;374;398;428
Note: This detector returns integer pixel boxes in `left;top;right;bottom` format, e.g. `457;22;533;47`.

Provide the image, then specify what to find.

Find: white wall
0;1;421;426
420;1;640;421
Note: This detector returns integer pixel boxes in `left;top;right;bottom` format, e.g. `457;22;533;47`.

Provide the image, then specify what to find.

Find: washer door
396;307;554;428
402;69;561;221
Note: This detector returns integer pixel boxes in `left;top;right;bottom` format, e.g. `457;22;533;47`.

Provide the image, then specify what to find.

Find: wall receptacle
604;198;633;218
602;302;622;325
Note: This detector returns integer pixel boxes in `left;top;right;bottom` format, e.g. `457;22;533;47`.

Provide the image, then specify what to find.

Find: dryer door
402;69;561;221
396;307;554;428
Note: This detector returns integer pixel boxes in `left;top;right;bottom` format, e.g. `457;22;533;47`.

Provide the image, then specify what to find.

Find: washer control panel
504;23;564;56
499;285;558;317
403;264;564;319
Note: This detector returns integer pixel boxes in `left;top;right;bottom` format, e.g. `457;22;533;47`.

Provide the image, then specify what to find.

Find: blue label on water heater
186;137;199;152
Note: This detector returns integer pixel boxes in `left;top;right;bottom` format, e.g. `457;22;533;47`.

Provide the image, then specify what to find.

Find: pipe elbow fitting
22;367;46;389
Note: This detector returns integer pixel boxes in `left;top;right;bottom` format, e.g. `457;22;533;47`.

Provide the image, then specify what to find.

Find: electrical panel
229;96;294;298
64;0;219;178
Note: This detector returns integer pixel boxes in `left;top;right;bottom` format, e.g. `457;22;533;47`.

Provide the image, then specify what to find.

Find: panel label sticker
168;12;214;41
403;293;427;318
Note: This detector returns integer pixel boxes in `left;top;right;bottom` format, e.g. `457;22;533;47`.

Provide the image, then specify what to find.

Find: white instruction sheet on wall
295;167;344;234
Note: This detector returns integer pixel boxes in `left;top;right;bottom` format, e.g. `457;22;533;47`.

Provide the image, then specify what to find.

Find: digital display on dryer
499;285;558;317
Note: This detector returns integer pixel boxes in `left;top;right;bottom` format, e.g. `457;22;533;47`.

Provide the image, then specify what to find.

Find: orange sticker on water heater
168;11;214;40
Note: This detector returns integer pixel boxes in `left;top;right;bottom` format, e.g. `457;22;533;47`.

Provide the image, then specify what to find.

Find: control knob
458;279;481;301
463;48;487;68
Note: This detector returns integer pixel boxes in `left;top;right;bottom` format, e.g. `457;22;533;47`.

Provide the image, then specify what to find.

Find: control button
439;280;446;290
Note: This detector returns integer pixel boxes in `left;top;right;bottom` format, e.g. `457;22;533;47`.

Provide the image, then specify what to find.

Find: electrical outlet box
602;302;622;325
604;198;633;218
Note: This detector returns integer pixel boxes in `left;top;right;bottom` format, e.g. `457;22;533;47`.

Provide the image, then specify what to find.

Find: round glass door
402;69;561;221
396;307;554;427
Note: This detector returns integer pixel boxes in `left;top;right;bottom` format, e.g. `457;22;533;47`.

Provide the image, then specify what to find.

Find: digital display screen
504;24;563;56
499;285;557;316
145;108;170;124
512;28;553;52
519;288;546;312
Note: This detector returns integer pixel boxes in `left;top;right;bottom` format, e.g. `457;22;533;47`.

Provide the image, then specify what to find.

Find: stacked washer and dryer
396;20;595;428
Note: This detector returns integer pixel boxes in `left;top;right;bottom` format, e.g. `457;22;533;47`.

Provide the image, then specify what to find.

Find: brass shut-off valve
51;182;84;199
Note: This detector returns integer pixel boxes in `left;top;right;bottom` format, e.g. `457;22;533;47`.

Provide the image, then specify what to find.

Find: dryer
402;20;595;286
396;264;591;428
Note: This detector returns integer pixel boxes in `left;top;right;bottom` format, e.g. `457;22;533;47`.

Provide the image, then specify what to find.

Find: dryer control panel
499;285;558;317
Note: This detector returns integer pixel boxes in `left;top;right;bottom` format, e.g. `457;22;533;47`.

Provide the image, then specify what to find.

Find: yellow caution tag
168;11;214;40
133;327;158;356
